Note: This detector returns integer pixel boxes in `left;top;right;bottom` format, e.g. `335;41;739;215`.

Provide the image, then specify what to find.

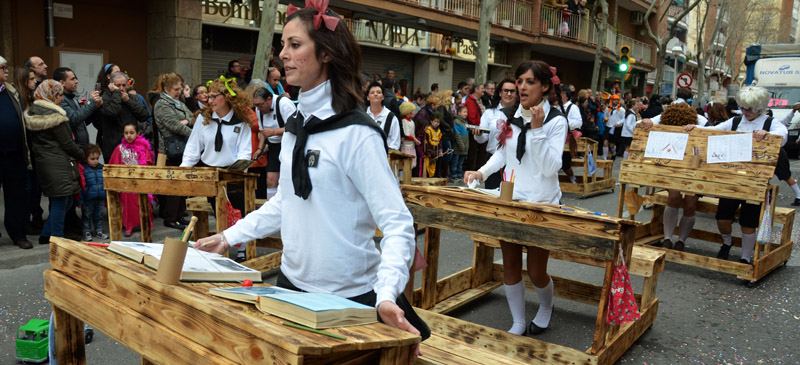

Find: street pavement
2;158;800;364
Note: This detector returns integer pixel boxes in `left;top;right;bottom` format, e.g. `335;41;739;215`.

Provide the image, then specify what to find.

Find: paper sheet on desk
706;133;752;163
643;132;688;160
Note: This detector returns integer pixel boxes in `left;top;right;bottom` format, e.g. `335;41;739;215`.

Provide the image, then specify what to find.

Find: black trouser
465;138;488;172
1;150;30;241
277;270;431;341
162;156;187;223
250;166;267;200
25;159;43;221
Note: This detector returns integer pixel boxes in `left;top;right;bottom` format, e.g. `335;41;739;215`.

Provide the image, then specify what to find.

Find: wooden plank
53;304;86;364
420;227;441;310
419;334;529;364
256;236;284;249
47;238;420;357
138;194;152;243
107;191;122;241
416;309;598;365
591;259;615;354
471;241;495;288
104;165;220;182
193;211;210;239
242;251;282;272
752;242;793;281
378;345;413;364
141;358;155;365
411;177;448;186
619;170;768;202
418;336;485;365
105;177;217;197
187;196;213;212
434;268;472;303
622;161;769;188
402;185;633;237
429;281;503;314
595;300;659;365
45;270;242;365
407;204;616;261
645;191;795;224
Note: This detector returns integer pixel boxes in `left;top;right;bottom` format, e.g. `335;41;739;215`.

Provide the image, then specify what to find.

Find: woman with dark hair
195;1;429;353
464;60;567;337
707;101;730;126
639;94;662;119
475;78;519;189
14;67;35;108
187;84;209;113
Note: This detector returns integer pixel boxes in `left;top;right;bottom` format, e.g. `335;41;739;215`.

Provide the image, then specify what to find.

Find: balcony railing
397;0;535;32
618;34;652;65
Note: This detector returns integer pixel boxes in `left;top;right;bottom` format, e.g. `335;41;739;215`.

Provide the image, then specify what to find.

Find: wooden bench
618;124;792;283
560;137;616;197
402;185;658;364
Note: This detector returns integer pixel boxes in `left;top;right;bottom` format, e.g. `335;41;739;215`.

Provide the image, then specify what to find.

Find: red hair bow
496;119;513;147
549;66;560;85
286;0;340;32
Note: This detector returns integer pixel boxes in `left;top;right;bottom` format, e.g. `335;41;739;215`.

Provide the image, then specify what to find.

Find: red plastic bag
224;187;242;248
606;247;641;325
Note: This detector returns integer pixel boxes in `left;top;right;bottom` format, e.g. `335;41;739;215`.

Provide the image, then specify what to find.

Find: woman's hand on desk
377;301;422;357
195;233;230;254
463;171;483;187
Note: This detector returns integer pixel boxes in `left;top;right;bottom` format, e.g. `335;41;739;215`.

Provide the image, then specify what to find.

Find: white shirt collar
513;99;552;123
366;105;387;119
673;98;687;105
298;80;335;122
211;108;234;122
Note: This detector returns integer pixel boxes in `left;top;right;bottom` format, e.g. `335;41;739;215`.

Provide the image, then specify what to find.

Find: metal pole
671;57;678;99
252;0;279;82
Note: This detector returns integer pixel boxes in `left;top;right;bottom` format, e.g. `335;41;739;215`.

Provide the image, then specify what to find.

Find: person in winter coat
79;144;108;241
24;80;86;245
97;72;149;160
154;72;194;229
55;67;103;148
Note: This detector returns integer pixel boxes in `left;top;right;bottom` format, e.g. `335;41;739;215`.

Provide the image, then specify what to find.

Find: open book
256;292;377;329
439;186;501;197
226;159;256;171
107;241;262;283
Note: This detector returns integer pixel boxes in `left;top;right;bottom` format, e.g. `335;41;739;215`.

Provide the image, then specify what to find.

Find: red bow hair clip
549;66;560;85
496;119;513;147
287;0;340;32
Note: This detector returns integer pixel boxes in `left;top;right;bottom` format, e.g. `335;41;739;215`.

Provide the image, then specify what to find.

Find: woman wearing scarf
154;72;193;230
24;80;86;245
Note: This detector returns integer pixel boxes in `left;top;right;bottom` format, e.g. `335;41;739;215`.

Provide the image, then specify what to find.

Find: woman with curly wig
706;102;729;126
180;76;252;169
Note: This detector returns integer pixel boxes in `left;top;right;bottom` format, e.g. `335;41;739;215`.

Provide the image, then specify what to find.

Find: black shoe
717;244;731;260
177;218;191;225
15;239;33;249
528;321;548;336
792;198;800;207
39;235;50;245
739;258;752;265
164;222;186;230
673;240;685;251
661;239;673;250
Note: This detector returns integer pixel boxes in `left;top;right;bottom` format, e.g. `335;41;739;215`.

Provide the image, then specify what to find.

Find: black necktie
213;114;241;152
508;116;529;163
284;109;388;200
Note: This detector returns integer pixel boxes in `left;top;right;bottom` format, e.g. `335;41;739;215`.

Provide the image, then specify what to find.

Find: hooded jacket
24;100;85;197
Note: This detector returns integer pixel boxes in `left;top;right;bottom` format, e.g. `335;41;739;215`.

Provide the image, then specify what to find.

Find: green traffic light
619;63;629;72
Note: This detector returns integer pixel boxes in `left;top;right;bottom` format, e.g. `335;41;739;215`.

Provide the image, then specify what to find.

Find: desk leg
141;358;155;365
379;344;413;364
53;305;85;364
472;240;494;288
402;159;412;185
194;211;209;239
244;176;257;260
216;186;233;259
107;191;122;241
138;194;152;243
420;227;440;310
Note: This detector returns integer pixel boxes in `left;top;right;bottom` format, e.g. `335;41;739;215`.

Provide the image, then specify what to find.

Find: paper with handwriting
706;133;752;163
644;131;689;160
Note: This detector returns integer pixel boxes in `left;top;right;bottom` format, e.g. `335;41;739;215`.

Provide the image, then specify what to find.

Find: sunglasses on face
501;89;516;94
739;107;756;113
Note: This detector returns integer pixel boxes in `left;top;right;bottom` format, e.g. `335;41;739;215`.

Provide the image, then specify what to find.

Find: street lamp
671;45;684;99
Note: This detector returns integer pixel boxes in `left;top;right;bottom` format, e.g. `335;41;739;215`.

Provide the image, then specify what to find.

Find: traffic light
619;45;631;72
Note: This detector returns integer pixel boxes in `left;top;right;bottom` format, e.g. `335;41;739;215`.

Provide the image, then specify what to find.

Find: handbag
757;193;773;245
163;135;187;160
606;246;641;325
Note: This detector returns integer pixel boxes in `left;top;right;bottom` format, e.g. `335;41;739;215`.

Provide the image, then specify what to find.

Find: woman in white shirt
196;2;428;354
475;78;519;189
620;98;642;160
180;77;252;169
464;61;567;337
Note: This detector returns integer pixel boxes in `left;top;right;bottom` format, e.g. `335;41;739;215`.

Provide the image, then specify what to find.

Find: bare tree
695;0;729;103
590;0;609;92
643;0;705;92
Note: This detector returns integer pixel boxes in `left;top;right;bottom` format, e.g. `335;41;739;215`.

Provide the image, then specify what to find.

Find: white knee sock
722;233;732;246
503;281;527;335
790;182;800;199
663;207;679;241
678;215;695;242
267;188;277;199
532;277;554;329
741;233;756;263
623;151;629;160
603;146;609;160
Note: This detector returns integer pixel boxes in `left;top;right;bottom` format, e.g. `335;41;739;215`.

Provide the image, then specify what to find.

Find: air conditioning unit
631;11;644;25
